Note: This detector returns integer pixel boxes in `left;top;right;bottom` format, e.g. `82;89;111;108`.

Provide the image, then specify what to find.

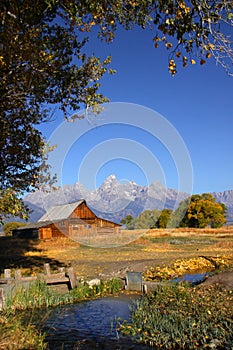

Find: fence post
15;269;22;280
67;267;77;289
44;263;51;276
4;269;11;279
0;288;5;310
58;267;66;273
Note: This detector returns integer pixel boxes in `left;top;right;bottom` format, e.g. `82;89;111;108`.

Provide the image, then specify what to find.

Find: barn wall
70;202;121;229
13;228;39;239
51;223;68;237
97;227;119;235
71;202;97;225
39;227;52;239
96;218;119;228
69;224;97;237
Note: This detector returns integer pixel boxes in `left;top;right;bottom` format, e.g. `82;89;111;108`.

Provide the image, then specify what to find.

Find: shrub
120;283;233;349
3;222;26;236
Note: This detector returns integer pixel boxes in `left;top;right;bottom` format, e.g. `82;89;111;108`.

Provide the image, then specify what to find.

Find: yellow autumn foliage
143;255;233;281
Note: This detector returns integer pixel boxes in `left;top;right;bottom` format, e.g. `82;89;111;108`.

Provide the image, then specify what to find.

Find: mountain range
24;174;233;224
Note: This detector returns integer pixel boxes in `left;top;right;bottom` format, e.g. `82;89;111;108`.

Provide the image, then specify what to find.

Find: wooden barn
13;200;121;239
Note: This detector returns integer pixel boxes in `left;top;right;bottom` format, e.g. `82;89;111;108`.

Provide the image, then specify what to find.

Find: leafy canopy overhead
64;0;233;76
0;0;232;221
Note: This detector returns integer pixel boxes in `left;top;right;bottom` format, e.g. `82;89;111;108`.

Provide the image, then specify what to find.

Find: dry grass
1;228;232;350
0;314;45;350
1;227;233;278
145;226;233;237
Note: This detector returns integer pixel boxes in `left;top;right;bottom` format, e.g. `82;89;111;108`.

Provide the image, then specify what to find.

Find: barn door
40;228;52;239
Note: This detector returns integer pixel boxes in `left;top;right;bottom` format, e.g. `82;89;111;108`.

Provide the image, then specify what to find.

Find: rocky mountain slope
212;190;233;222
24;175;233;223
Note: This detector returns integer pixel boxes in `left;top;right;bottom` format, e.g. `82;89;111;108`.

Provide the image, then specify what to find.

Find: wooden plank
0;278;15;284
46;272;66;279
20;276;37;282
0;266;77;292
45;276;69;284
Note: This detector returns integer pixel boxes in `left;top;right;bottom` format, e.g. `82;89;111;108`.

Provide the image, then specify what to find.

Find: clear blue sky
40;26;233;195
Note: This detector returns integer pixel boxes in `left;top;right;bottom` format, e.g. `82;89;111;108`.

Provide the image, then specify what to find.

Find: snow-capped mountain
23;175;233;223
23;175;188;222
212;190;233;220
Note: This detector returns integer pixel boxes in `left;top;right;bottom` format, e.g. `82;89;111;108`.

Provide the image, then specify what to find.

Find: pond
41;294;151;350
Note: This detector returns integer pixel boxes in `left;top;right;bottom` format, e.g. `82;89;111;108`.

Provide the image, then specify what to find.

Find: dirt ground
201;270;233;289
1;227;233;283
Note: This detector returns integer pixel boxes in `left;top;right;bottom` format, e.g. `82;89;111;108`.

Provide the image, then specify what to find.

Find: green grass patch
5;278;123;312
2;277;122;349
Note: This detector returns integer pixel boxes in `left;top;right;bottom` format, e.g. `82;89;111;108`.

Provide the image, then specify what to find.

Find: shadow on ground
0;236;65;274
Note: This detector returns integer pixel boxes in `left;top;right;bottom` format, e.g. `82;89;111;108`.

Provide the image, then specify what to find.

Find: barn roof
38;200;85;222
14;220;57;230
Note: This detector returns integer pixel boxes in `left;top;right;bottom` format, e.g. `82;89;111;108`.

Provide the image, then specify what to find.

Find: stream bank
41;273;212;349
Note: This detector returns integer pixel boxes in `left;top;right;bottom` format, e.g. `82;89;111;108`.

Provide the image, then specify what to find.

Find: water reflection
43;295;150;350
173;273;208;284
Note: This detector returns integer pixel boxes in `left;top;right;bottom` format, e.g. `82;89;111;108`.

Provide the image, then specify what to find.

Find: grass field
0;227;233;349
1;226;233;279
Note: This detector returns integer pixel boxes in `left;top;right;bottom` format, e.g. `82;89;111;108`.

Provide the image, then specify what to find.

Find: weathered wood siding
40;223;69;238
51;223;69;237
69;224;97;237
97;227;119;235
39;227;52;239
96;218;118;228
71;202;120;228
71;202;97;225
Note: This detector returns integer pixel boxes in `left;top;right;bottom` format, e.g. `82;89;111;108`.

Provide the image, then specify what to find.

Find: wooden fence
0;263;77;310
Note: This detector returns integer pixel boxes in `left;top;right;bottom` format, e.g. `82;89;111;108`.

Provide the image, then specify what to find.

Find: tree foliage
125;209;160;229
179;193;227;228
63;0;233;75
126;194;227;229
0;189;29;223
1;1;232;221
120;214;134;229
156;209;173;228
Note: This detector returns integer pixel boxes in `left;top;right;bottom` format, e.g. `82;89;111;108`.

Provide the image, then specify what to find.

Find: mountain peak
101;174;118;185
106;174;117;181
